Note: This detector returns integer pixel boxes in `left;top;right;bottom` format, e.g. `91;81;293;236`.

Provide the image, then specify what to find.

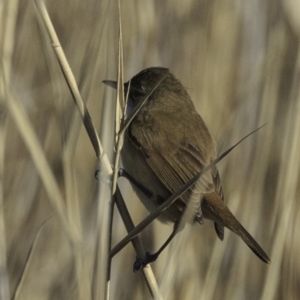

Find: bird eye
132;84;147;99
140;84;146;93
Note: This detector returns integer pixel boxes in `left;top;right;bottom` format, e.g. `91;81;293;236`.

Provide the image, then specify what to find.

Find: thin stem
33;1;161;299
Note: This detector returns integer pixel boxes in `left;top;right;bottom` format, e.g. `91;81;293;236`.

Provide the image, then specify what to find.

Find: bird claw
198;214;204;224
133;252;158;272
118;168;125;177
195;209;204;224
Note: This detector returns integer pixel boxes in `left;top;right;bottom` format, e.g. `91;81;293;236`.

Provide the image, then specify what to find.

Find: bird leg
119;168;182;271
133;221;180;272
118;168;153;199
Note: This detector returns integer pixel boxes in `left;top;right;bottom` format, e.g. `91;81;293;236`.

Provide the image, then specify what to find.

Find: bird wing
129;108;216;220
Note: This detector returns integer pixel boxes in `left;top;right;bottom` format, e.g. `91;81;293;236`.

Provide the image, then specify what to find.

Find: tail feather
214;222;224;240
236;222;271;264
202;192;270;264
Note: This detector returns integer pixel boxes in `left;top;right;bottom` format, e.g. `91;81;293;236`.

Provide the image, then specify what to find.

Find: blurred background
1;0;300;299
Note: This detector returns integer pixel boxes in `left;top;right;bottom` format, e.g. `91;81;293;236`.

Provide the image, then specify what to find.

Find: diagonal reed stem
33;1;162;299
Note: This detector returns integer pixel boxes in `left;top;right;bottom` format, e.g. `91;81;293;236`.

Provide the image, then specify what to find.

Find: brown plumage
104;67;270;267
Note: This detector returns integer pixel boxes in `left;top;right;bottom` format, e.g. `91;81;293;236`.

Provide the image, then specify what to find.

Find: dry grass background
1;0;300;299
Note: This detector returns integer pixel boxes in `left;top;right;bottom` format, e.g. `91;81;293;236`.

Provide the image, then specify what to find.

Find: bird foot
133;252;158;272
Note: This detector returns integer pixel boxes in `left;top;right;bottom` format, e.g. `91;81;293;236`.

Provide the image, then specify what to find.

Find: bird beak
102;80;117;89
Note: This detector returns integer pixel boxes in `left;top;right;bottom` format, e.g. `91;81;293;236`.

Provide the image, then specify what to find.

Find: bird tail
234;220;271;264
202;192;271;264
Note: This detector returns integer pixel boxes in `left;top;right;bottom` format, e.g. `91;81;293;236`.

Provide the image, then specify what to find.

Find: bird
103;67;270;271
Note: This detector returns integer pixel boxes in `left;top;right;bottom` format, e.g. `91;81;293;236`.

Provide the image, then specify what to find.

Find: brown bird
104;67;270;271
